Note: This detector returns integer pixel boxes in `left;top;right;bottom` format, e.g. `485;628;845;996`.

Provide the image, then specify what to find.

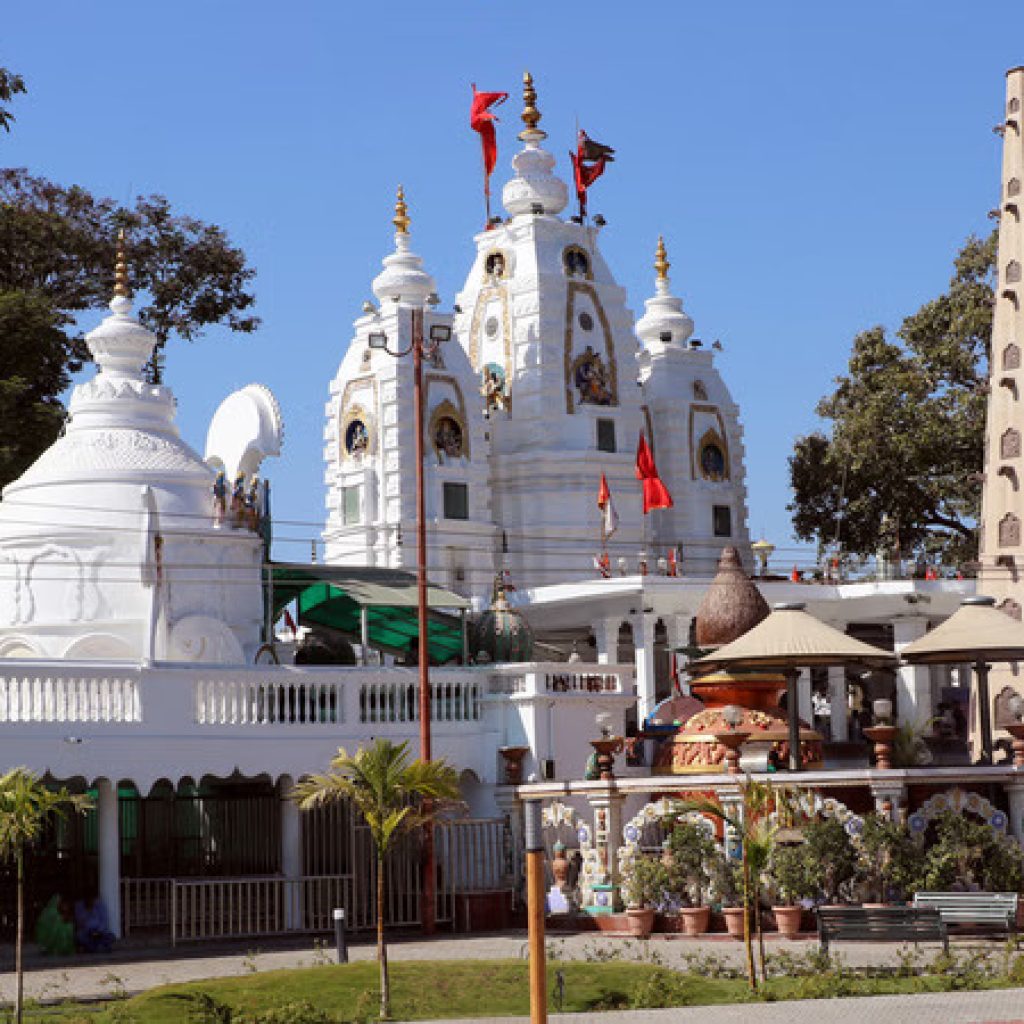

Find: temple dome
694;546;769;648
470;578;534;663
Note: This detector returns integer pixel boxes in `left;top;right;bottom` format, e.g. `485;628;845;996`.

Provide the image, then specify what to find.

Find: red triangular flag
283;608;298;635
470;85;508;196
635;433;673;514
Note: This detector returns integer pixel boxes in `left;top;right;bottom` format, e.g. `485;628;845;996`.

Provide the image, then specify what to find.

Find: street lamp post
369;305;451;935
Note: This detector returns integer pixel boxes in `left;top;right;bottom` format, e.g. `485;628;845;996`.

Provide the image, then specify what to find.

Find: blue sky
3;1;1020;567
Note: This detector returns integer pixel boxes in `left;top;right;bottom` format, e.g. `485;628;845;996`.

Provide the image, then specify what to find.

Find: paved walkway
1;931;1020;1021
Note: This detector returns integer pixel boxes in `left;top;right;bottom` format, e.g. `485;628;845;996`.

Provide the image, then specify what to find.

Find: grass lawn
11;957;1023;1022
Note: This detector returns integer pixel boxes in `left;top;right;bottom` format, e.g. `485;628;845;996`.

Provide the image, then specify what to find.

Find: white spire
502;71;568;218
371;185;437;305
635;236;694;349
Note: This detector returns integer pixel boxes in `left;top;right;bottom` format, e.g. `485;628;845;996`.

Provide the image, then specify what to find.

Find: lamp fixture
429;324;452;343
1010;693;1024;722
872;698;893;725
722;704;744;729
593;214;606;226
368;331;388;350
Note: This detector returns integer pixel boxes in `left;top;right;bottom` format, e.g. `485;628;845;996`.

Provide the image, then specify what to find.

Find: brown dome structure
694;546;769;649
654;547;823;774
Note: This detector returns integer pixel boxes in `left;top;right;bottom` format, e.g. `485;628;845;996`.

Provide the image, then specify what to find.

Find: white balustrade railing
358;678;483;724
195;677;343;726
485;663;633;697
0;670;141;723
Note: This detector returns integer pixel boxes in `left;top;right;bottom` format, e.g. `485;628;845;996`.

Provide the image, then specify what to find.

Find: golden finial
654;235;670;281
393;185;410;235
519;70;545;140
113;227;131;298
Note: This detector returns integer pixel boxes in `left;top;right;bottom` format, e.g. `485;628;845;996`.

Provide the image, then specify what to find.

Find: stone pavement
0;931;1021;1019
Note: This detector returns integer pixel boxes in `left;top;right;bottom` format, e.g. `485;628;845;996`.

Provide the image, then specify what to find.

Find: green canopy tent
266;562;471;664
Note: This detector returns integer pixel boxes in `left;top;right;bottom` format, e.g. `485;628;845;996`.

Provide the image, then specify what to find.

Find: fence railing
358;680;483;724
0;671;141;723
195;678;343;726
122;877;174;935
486;664;633;696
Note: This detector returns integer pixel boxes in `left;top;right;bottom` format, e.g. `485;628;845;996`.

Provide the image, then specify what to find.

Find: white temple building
2;70;1024;947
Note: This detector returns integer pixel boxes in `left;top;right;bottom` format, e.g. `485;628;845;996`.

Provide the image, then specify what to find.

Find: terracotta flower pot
625;907;656;938
773;904;803;939
679;905;711;936
722;905;747;940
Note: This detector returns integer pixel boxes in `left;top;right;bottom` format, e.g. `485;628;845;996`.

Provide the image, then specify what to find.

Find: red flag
597;473;619;538
283;608;298;635
470;85;508;196
635;433;673;513
570;129;614;215
667;547;678;577
593;552;611;578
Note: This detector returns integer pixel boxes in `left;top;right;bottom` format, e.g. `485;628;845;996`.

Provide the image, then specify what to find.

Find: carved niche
1001;428;1022;460
693;379;708;401
1000;597;1023;622
1012;98;1022;114
1009;178;1022;198
1004;343;1022;371
1008;261;1023;285
999;512;1021;547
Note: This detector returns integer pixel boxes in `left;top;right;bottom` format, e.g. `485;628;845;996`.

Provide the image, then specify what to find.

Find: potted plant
621;854;667;938
802;818;858;906
856;814;918;905
710;850;746;939
663;818;716;935
768;841;812;938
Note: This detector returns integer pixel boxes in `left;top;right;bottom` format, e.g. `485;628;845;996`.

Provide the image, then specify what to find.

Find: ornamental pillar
869;782;907;822
584;785;625;912
592;617;622;665
797;668;813;726
97;778;122;939
631;612;657;723
279;775;303;929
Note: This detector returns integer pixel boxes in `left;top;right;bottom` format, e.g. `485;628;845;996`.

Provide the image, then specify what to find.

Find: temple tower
978;67;1024;729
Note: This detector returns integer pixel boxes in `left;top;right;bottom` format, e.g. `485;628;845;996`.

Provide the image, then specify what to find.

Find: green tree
0;67;26;132
789;232;996;567
293;740;460;1020
0;769;91;1024
0;169;260;490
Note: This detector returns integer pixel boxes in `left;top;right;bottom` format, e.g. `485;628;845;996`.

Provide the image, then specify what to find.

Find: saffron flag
597;472;619;538
283;608;298;635
570;129;614;214
635;433;673;514
470;85;508;196
667;546;678;577
593;552;611;578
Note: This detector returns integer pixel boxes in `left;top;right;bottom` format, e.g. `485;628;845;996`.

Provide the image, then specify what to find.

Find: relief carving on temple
1008;261;1022;285
571;346;614;406
1004;343;1022;371
1010;178;1022;198
999;512;1021;547
999;597;1023;622
1001;427;1021;460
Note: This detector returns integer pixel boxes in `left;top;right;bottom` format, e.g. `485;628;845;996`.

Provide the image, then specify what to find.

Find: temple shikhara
1;70;1024;942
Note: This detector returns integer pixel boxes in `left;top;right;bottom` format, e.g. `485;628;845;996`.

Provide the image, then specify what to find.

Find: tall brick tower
978;66;1024;739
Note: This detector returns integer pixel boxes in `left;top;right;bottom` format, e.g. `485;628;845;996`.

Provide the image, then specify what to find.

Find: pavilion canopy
900;596;1024;664
268;562;470;662
690;602;896;674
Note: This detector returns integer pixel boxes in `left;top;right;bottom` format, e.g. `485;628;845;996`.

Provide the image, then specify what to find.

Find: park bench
912;891;1019;937
816;906;947;955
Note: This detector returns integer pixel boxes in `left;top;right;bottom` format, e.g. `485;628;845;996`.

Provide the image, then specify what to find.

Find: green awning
268;563;469;662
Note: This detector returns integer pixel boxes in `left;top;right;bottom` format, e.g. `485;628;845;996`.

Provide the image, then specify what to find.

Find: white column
828;666;849;742
1007;782;1024;845
893;617;930;726
797;668;813;725
631;613;657;723
97;778;122;939
280;776;303;929
663;615;690;695
592;617;622;665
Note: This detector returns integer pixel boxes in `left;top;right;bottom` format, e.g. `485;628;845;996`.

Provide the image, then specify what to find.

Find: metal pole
524;799;547;1024
976;659;994;766
333;907;348;963
461;608;469;665
360;605;370;667
786;668;801;772
413;305;436;935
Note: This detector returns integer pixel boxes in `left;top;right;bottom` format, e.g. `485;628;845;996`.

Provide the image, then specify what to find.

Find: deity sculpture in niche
1004;343;1021;371
693;379;708;401
572;345;613;406
434;415;464;460
345;419;370;456
481;362;509;414
1002;428;1022;460
484;251;506;279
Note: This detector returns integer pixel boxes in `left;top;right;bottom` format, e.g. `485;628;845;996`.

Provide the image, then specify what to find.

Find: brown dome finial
694;546;769;648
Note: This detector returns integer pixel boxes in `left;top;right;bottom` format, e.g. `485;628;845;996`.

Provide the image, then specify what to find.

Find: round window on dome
578;311;594;332
700;441;727;481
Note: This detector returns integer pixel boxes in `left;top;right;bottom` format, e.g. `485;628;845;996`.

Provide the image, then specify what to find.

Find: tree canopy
0;67;260;493
788;231;995;568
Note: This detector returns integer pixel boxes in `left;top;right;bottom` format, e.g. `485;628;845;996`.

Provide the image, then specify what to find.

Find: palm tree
679;778;790;992
293;739;460;1020
0;768;91;1024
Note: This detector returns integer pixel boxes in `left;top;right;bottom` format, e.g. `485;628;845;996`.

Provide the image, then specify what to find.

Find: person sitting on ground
35;894;75;956
74;894;114;953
